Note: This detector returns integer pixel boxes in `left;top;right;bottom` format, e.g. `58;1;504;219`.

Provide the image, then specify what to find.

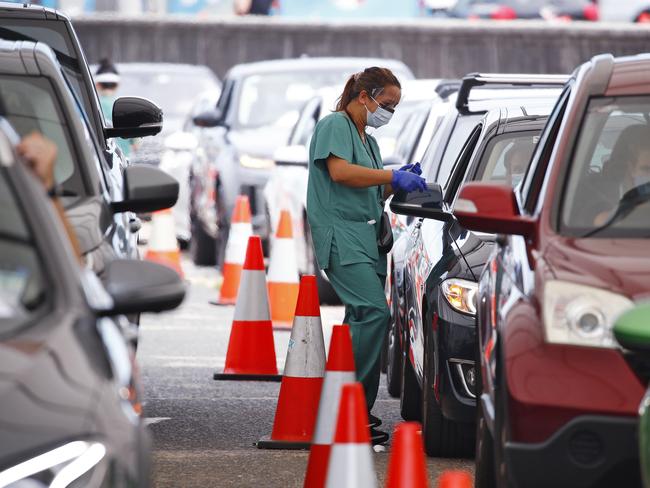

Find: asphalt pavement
137;255;474;487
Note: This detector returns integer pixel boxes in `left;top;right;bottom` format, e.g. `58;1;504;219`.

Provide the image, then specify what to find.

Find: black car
0;3;174;270
387;73;565;457
0;40;178;280
0;118;185;487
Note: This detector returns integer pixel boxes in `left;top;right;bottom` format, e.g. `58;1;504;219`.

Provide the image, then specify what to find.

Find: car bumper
437;303;477;423
505;415;641;488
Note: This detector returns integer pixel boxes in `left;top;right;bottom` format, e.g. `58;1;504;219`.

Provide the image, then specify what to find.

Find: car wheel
386;271;403;398
421;325;475;457
190;218;217;266
400;328;422;421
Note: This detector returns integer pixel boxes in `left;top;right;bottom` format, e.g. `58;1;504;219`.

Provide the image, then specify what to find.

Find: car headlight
441;278;478;315
0;441;107;488
239;154;274;169
543;280;633;348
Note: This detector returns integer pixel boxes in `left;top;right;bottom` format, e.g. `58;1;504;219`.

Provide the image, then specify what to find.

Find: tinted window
476;132;539;187
435;114;483;185
0;170;49;333
560;96;650;238
0;75;86;195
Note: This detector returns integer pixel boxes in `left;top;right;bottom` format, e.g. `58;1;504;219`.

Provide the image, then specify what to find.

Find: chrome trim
450;359;476;399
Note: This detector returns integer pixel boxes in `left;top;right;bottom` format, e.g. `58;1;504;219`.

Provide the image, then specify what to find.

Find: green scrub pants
324;238;390;411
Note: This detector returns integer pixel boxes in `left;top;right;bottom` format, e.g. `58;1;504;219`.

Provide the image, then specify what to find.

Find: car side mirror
193;108;224;128
111;165;179;213
100;259;185;316
390;183;451;222
453;182;536;238
105;97;163;139
273;144;308;166
613;304;650;354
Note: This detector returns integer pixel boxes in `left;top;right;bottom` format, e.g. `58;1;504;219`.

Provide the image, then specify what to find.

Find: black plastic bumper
505;415;641;488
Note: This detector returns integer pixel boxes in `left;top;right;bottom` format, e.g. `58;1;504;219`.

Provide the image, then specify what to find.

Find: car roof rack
456;73;569;115
435;79;461;100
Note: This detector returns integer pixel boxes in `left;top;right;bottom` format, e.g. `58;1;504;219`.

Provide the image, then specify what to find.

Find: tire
400;330;422;421
421;325;475;457
190;218;217;266
386;271;403;398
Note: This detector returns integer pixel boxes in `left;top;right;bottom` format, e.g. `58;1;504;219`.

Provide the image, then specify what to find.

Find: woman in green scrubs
306;67;427;442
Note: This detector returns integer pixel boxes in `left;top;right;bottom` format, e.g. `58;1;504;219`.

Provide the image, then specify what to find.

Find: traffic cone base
213;262;242;305
144;250;183;277
259;277;327;450
269;282;300;328
214;236;281;382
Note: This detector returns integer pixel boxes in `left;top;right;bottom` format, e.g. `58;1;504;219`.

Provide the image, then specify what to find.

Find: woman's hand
398;162;422;175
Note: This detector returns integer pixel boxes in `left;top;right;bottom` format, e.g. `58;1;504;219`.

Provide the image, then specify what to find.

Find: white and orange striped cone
268;209;300;329
324;383;377;488
258;275;326;450
145;208;183;278
304;324;356;488
213;235;281;382
213;195;253;305
385;422;429;488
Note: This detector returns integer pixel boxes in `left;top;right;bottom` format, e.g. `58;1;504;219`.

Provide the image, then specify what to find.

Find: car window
0;170;49;333
522;85;571;213
444;124;482;203
392;102;429;164
235;71;354;131
476;132;539;187
435;114;483;185
559;96;650;238
0;75;86;196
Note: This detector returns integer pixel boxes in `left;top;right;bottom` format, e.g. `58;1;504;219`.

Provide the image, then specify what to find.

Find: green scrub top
307;111;387;276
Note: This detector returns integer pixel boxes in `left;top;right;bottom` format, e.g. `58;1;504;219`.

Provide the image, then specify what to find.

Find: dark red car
454;53;650;487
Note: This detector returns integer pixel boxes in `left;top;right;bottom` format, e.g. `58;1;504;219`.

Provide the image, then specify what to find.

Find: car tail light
490;6;517;20
583;3;599;21
637;11;650;22
543;281;633;348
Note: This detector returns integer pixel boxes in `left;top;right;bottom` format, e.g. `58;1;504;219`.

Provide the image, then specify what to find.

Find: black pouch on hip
377;209;394;254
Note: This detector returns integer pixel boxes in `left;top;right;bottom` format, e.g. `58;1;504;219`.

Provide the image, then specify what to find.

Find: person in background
504;139;534;187
306;67;426;444
234;0;274;15
95;58;134;157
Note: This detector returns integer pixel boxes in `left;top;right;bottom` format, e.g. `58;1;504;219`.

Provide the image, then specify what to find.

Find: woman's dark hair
335;67;401;112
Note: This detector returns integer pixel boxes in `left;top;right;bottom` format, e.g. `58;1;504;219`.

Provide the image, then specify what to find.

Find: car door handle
129;217;142;233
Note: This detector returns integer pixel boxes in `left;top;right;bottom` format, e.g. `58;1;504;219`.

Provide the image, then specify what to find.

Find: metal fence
73;16;650;78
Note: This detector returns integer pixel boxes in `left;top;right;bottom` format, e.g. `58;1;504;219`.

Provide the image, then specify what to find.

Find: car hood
0;321;99;467
228;127;292;158
544;237;650;300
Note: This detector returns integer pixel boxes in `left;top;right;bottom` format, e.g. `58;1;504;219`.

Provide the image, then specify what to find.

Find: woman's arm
327;155;393;188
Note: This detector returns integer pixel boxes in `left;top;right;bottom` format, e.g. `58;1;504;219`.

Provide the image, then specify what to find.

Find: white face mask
365;96;393;128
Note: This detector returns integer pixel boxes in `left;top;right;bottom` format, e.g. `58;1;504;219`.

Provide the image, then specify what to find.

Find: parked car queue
0;3;187;485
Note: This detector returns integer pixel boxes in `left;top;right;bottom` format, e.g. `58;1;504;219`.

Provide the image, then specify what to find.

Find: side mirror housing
111;165;179;213
613;304;650;353
105;97;163;139
100;260;185;316
390;183;451;222
453;182;536;238
193;108;224;128
273;144;308;166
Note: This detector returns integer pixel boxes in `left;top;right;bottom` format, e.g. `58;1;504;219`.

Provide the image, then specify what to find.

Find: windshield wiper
581;183;650;238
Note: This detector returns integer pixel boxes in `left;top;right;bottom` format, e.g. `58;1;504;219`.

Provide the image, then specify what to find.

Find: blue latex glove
391;170;427;193
399;162;422;175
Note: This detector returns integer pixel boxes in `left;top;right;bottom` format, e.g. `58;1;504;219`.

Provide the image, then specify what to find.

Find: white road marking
145;417;171;425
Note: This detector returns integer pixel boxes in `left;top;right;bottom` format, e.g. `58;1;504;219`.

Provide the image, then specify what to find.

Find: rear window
560;96;650;238
0;169;49;335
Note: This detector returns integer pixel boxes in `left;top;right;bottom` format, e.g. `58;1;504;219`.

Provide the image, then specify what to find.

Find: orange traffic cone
324;383;377;488
258;275;326;450
268;209;300;329
386;422;429;488
145;208;183;278
213;235;281;381
437;471;472;488
304;325;356;488
214;195;253;305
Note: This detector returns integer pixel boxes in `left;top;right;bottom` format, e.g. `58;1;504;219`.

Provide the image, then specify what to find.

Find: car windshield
476;132;539;187
235;71;353;130
560;96;650;238
116;68;220;120
0;75;85;196
0;168;48;334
